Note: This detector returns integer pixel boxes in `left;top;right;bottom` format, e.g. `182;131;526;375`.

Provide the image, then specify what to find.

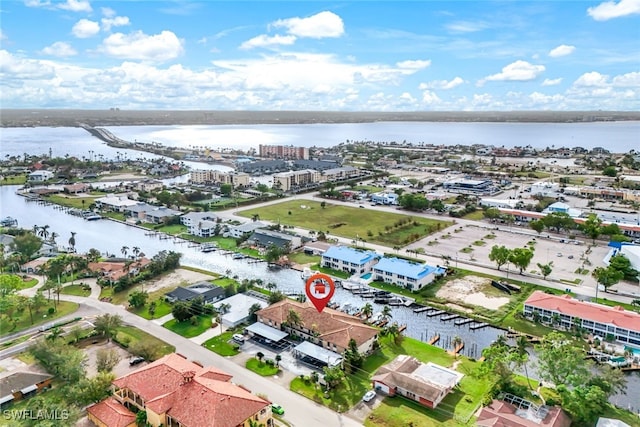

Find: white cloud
272;11;344;38
99;30;184;62
445;20;489;33
72;19;100;38
240;34;297;50
542;78;563;86
0;29;6;41
419;77;465;90
0;50;56;79
549;44;576;57
101;7;115;17
58;0;92;12
421;90;441;104
612;71;640;87
101;15;130;32
587;0;640;20
396;60;431;70
574;71;609;87
480;60;545;85
40;41;77;57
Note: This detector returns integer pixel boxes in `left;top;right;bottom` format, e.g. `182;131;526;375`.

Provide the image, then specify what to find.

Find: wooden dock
452;342;465;355
413;306;432;313
441;314;460;322
454;318;475;326
429;335;440;345
426;310;446;317
470;322;489;330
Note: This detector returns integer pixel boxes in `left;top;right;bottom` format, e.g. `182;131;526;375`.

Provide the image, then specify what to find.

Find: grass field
238;200;451;247
164;315;212;338
0;301;79;337
44;193;103;209
246;358;280;376
59;284;91;297
115;325;175;357
203;330;241;356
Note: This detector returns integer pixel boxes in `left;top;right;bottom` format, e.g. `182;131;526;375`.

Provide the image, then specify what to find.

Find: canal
1;185;638;410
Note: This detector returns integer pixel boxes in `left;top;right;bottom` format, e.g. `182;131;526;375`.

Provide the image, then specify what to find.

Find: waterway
1;184;638;410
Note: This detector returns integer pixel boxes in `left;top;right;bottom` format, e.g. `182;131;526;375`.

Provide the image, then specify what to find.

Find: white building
372;257;440;291
95;195;139;212
225;221;267;239
28;170;54;182
321;246;379;275
214;293;268;327
530;181;561;197
479;198;519;209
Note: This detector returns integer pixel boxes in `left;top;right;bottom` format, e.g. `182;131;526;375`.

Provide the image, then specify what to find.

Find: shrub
48;307;55;315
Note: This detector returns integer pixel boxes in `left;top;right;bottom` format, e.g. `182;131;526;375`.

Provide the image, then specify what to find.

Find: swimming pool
361;273;372;280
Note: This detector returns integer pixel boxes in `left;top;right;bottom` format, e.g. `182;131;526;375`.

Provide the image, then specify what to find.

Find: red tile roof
111;353;268;427
524;290;640;332
87;396;136;427
477;399;571;427
257;300;378;350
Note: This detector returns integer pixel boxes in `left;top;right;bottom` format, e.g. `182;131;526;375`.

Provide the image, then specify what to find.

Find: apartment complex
259;144;309;160
321;246;379;275
273;169;320;191
87;353;272;427
189;170;250;188
523;291;640;348
372;257;440;291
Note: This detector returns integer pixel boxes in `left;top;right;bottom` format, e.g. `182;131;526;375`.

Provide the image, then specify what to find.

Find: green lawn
310;264;351;279
246;358;280;376
164;315;212;338
365;397;472;427
0;174;27;186
0;301;79;337
462;210;485;221
203;330;241;356
237;200;452;247
288;252;320;265
0;274;39;291
59;284;91;297
114;325;175;357
44;194;102;209
132;299;173;320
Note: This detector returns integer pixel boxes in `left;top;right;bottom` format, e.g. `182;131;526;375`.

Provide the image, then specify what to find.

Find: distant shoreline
2;109;640;127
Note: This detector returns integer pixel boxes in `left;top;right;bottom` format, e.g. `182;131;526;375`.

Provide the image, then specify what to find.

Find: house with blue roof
321;246;379;275
373;257;439;291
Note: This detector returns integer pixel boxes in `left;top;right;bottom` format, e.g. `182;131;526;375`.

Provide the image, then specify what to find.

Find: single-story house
28;170;54;182
246;229;302;250
20;257;50;274
95;195;139;212
213;293;268;327
63;183;89;194
372;355;463;409
0;372;53;408
165;281;224;304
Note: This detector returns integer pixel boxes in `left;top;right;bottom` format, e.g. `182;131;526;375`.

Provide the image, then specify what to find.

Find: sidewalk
190;324;227;345
152;313;174;325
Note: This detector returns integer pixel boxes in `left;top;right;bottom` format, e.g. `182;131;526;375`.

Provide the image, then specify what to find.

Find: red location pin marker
305;273;335;313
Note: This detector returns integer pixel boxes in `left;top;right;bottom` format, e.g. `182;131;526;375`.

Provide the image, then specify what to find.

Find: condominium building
321;246;379;275
372;257;440;291
259;144;309;160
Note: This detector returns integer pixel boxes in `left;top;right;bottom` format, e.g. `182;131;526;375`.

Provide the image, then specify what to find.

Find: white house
28;170;54;182
372;257;440;291
321;246;379;275
214;293;268;327
225;221;267;239
530;181;561;197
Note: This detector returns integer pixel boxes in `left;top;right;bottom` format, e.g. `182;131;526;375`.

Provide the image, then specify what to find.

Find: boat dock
454;318;475;326
470;322;489;330
441;314;460;322
426;310;446;317
413;306;432;313
428;335;440;345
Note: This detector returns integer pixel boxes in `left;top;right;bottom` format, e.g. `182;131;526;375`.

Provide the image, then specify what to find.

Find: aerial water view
1;1;640;427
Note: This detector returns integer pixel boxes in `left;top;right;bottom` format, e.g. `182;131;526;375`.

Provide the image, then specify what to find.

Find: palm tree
381;305;393;323
38;225;50;240
286;309;301;329
121;246;129;258
361;303;373;319
515;335;533;390
49;232;58;245
452;335;463;356
132;246;140;260
68;232;77;252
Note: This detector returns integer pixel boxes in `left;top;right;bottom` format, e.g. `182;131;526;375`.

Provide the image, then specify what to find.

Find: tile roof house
87;258;151;284
477;398;572;427
372;257;440;291
256;299;378;354
321;246;379;275
371;355;463;409
87;353;272;427
523;290;640;347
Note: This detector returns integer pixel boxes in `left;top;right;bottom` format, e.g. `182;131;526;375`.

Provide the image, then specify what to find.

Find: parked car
232;334;245;343
271;404;284;415
362;390;376;402
129;356;145;366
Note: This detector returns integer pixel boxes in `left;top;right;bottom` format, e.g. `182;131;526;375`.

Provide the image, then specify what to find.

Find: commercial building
442;178;499;196
256;299;378;354
321;246;379;275
529;181;561;197
87;353;272;427
259;144;309;160
523;291;640;348
372;257;440;291
372;355;463;409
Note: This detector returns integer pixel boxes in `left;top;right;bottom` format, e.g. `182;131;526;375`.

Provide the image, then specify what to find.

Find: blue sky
1;0;639;111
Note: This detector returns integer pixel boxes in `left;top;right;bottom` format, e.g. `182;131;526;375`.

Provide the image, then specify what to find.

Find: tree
602;165;617;177
537;262;553;279
608;254;639;281
286;308;302;328
542;211;575;233
121;246;129;258
489;245;511;270
38;225;50;240
11;232;42;259
385;322;403;345
0;274;21;298
343;338;363;373
68;231;77;252
592;266;623;299
508;247;534;274
96;348;121;373
129;340;161;362
268;290;285;304
514;335;533;390
483;207;502;221
94;313;122;342
171;301;192;322
87;248;101;262
320;201;326;209
581;213;602;244
220;183;233;196
128;290;149;308
529;219;545;235
70;371;115;406
535;331;591;387
135;411;148;427
381;305;393;323
256;351;264;362
248;302;263;322
322;364;345;390
360;303;373;319
275;354;282;367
